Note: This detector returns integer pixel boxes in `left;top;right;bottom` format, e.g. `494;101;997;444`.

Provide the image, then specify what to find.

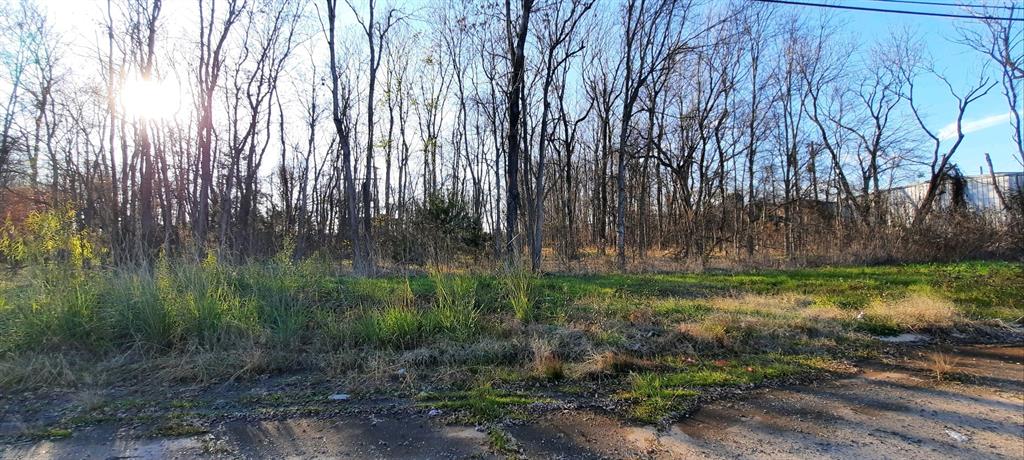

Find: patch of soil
665;344;1024;459
1;413;496;459
1;344;1021;459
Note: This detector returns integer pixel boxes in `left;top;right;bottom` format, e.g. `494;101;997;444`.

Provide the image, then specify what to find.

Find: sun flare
120;77;183;121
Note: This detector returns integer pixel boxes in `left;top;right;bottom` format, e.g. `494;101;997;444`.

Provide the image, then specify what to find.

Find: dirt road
3;344;1022;459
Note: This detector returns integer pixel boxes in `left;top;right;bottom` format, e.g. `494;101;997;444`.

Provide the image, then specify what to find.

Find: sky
775;0;1021;176
41;0;1023;182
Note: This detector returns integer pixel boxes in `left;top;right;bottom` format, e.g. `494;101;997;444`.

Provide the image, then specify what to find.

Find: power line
754;0;1024;21
863;0;1019;11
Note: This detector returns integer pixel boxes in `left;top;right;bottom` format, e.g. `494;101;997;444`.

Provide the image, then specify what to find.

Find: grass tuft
531;338;565;381
622;372;699;423
417;385;547;423
500;264;535;322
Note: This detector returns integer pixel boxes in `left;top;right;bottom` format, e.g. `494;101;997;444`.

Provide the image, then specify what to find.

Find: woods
0;0;1020;271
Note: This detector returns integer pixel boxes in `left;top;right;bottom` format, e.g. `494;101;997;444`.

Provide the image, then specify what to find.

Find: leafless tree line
0;0;1019;272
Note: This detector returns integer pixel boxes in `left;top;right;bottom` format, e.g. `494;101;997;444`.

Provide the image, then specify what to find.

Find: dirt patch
667;344;1024;459
0;413;495;459
1;344;1021;459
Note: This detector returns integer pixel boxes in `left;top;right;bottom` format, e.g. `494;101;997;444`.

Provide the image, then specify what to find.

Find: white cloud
938;112;1013;141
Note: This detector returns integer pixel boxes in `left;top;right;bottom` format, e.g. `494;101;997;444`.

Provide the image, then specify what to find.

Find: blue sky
797;0;1021;176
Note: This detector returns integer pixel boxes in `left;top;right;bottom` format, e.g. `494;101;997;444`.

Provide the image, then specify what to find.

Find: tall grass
0;255;335;354
430;269;479;341
353;272;481;348
499;264;535;322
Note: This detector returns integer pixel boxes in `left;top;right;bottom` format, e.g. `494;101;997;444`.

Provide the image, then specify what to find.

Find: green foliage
0;208;101;268
417;385;547;423
499;264;535;322
430;269;480;341
622;373;699;423
379;191;488;264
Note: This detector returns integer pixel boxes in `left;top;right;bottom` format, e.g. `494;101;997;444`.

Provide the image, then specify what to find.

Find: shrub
379;191;489;264
0;207;102;268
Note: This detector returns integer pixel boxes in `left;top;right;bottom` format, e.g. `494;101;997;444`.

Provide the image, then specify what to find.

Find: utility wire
863;0;1019;11
754;0;1024;21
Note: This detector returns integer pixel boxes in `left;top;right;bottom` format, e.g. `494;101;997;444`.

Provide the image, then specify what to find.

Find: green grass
499;264;535;322
486;427;517;455
149;420;209;437
620;354;831;423
659;355;828;387
26;427;73;440
417;385;549;423
622;373;700;423
0;259;1018;394
540;261;1023;321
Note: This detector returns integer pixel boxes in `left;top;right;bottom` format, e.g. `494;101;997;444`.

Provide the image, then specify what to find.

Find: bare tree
504;0;534;262
324;0;367;273
525;0;593;271
195;0;245;255
614;0;686;270
904;69;994;226
961;4;1023;169
346;0;401;274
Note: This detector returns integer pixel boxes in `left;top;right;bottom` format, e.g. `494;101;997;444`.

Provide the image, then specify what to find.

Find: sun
120;77;183;121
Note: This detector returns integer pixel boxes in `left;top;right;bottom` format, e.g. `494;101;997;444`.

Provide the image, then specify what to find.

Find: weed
25;427;72;440
860;294;960;334
0;260;1016;393
584;351;659;375
622;372;699;423
355;304;426;349
430;270;480;341
531;338;565;381
928;352;963;381
169;399;197;409
417;385;547;423
486;427;518;455
500;264;535;322
657;355;814;387
149;420;208;437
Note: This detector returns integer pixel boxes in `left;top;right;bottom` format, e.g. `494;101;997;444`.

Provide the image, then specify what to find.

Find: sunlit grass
0;260;1017;392
416;385;549;423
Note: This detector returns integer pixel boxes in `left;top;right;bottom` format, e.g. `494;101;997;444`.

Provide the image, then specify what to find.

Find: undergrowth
0;256;1018;394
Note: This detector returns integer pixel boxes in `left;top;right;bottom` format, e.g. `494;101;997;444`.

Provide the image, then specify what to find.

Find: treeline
0;0;1020;272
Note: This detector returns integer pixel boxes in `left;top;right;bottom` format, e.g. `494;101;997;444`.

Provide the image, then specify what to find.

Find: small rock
328;393;350;401
428;408;442;417
878;333;928;343
945;429;969;443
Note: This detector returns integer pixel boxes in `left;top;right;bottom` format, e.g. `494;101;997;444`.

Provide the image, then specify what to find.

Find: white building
882;172;1024;220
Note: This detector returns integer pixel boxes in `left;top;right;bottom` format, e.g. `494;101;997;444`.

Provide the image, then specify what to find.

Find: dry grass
927;352;963;381
579;351;660;376
863;294;960;332
530;338;565;381
0;354;87;389
709;294;812;316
